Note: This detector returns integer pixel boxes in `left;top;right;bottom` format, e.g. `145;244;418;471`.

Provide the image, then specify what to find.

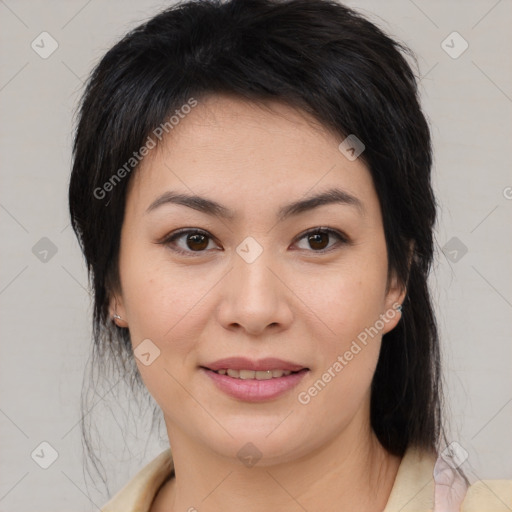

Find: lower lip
200;367;309;402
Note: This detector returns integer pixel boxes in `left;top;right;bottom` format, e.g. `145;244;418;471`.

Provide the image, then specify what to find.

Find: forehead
126;94;378;220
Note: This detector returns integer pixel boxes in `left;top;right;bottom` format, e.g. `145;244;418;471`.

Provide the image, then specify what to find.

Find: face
110;94;405;464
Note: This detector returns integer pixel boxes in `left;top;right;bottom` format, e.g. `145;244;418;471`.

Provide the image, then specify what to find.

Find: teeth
216;369;294;379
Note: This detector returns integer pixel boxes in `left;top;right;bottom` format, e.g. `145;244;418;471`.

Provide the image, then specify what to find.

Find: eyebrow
145;186;365;221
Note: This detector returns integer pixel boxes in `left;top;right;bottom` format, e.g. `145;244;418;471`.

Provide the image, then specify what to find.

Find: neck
153;414;402;512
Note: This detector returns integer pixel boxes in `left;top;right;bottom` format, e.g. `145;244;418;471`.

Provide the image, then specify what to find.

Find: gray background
1;0;511;510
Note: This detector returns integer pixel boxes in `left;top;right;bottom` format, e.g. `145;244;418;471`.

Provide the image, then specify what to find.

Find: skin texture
110;94;407;512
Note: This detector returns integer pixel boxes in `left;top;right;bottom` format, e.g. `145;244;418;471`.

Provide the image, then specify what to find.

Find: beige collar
101;445;439;512
101;448;175;512
383;446;437;511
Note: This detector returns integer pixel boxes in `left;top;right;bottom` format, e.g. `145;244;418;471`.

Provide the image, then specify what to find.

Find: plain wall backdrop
1;0;511;510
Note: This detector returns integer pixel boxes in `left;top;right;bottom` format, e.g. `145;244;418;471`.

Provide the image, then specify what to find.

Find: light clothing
101;446;512;511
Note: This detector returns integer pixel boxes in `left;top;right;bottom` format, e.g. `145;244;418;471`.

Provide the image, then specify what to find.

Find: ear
381;240;414;335
108;292;128;328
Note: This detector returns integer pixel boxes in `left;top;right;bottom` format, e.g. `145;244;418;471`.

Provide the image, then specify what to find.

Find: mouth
201;367;308;379
199;366;310;402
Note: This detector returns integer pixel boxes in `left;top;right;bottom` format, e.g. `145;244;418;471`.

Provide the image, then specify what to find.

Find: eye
159;228;219;256
293;227;349;253
158;226;349;257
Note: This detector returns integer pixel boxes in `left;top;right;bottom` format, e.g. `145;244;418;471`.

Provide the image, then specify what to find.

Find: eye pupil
308;232;329;250
187;233;208;251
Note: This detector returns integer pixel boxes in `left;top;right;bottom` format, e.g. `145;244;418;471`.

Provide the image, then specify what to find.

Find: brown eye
161;229;218;256
159;226;348;257
307;232;330;250
185;232;209;251
294;228;348;253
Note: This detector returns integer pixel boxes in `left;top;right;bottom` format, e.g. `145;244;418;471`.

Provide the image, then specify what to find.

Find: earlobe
382;241;414;333
381;285;406;336
109;295;128;327
386;263;408;306
385;278;406;319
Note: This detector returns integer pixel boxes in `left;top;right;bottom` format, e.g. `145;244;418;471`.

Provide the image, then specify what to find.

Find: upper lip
202;357;308;372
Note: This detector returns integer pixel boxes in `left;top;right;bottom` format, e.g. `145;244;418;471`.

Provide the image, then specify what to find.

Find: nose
216;246;294;336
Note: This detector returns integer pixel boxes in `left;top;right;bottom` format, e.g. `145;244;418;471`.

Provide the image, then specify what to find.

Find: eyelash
158;227;350;257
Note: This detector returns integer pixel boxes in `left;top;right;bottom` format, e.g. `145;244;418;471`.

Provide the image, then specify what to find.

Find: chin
196;418;315;465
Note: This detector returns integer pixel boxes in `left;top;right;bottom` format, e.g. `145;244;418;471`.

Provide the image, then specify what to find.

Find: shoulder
432;450;512;511
101;448;174;512
462;479;512;511
383;445;512;512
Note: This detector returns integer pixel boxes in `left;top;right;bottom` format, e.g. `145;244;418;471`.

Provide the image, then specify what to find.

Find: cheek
119;255;209;410
118;244;210;352
300;257;388;341
299;253;387;392
300;276;384;419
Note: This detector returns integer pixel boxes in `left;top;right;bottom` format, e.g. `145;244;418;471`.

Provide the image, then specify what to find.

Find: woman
68;0;511;510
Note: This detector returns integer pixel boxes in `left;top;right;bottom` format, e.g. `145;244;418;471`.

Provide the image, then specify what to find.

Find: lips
201;366;309;402
201;356;308;372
